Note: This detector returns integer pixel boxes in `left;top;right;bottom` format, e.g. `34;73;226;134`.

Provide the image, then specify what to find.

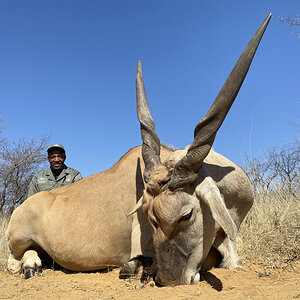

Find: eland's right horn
167;14;272;190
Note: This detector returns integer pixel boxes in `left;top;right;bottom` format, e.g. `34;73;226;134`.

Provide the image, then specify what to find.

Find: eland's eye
179;209;193;223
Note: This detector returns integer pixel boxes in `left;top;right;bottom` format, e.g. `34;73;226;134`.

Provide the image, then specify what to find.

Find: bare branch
0;129;49;215
279;15;300;26
243;143;300;196
279;15;300;38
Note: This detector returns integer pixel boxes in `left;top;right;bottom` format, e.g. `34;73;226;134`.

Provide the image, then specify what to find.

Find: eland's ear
195;177;237;241
127;196;143;217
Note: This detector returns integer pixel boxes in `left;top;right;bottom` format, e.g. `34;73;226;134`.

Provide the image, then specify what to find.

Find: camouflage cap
47;143;66;154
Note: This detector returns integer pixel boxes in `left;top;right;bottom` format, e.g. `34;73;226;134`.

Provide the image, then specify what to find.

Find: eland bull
6;14;270;285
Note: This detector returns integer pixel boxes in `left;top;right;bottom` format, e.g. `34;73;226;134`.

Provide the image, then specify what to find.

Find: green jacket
27;165;83;198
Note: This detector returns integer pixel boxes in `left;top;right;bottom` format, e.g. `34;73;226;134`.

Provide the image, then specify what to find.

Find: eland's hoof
119;261;138;279
24;268;35;279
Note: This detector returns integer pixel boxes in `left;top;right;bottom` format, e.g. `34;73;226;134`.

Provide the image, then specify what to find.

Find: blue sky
0;1;299;177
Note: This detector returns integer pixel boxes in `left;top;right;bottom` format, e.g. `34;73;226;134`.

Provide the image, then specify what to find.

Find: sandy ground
0;261;299;300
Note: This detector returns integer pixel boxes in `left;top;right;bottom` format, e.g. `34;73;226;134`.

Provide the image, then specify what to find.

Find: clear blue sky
0;1;299;177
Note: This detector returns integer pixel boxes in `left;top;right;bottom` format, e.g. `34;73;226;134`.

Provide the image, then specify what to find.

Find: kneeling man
28;143;82;197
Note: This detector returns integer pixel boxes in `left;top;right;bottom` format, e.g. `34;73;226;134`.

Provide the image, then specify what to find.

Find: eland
6;14;271;285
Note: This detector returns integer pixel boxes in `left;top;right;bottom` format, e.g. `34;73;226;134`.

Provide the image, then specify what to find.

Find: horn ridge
167;14;272;190
136;60;161;181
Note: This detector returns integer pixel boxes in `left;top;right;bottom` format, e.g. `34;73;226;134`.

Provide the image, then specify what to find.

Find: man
27;143;83;198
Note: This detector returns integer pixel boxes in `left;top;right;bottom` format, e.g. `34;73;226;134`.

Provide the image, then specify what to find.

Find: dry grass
0;216;10;272
239;190;300;268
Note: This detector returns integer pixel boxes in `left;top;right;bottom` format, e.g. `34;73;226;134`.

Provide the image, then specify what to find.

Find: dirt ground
0;261;299;300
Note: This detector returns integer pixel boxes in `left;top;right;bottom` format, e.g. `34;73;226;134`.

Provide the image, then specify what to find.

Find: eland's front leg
21;250;42;279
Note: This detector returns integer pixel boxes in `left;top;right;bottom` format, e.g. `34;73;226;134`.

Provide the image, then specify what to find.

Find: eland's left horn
136;60;162;182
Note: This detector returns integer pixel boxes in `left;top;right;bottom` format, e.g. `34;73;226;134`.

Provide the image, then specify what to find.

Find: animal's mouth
181;264;202;285
155;270;200;286
190;272;200;284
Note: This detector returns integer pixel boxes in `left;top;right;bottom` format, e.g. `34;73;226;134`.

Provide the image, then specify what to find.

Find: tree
243;143;300;195
0;122;49;215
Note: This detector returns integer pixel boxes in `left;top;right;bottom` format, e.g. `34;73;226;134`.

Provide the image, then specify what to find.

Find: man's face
48;149;65;170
